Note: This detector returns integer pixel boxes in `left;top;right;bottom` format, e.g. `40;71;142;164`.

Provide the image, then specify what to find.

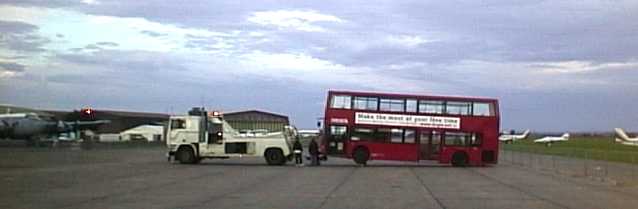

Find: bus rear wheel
177;146;196;164
451;151;468;167
265;149;285;165
353;147;369;165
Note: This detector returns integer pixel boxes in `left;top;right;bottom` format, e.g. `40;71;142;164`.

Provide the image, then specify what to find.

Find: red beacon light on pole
81;107;94;116
209;111;222;117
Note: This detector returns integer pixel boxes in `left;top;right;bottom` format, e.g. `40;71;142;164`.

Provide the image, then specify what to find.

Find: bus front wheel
451;151;468;167
353;147;369;165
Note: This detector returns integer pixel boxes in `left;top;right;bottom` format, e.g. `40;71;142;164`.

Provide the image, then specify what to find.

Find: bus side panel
348;141;419;161
457;116;500;164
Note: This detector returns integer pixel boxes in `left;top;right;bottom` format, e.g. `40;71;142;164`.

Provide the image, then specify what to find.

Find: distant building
223;110;289;133
120;125;164;142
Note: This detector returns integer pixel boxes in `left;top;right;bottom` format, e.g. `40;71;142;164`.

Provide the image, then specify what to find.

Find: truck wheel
265;149;285;165
353;147;369;165
177;146;196;164
451;151;468;167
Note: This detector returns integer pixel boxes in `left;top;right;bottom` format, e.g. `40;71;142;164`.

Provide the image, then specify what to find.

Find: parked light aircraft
499;129;530;143
533;133;569;146
0;113;109;145
614;128;638;146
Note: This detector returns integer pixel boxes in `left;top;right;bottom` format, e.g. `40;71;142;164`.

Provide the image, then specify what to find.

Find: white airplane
499;129;530;143
533;133;569;146
614;128;638;146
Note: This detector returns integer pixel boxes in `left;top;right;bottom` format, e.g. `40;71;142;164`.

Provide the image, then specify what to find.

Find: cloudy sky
1;0;637;131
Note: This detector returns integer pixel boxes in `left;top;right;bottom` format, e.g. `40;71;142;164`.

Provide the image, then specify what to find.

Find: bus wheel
265;148;285;165
177;146;196;164
353;147;369;165
451;151;468;167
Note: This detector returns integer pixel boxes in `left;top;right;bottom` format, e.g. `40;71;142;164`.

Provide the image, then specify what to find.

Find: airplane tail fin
522;129;531;138
615;128;630;140
562;133;570;139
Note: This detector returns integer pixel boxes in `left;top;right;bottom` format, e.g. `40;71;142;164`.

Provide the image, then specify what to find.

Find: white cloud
239;50;346;72
236;51;441;92
0;5;235;54
438;59;638;91
386;35;435;47
533;61;638;74
385;62;426;70
0;71;21;79
247;10;343;32
81;0;100;5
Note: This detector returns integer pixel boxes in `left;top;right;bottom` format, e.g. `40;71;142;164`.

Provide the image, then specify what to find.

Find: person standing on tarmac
293;139;303;166
309;138;320;166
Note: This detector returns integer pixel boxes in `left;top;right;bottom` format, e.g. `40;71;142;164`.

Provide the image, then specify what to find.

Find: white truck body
166;114;296;165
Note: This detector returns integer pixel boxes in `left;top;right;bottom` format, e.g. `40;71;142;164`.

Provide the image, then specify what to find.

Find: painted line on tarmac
409;168;447;209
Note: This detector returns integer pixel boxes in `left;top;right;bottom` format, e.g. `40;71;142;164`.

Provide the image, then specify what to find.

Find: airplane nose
0;120;9;137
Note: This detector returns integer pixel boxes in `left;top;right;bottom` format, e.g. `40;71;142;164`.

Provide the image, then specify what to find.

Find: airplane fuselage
533;133;569;144
0;114;56;139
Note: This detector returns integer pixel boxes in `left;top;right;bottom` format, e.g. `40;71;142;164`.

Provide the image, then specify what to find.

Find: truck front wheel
265;149;285;165
177;146;197;164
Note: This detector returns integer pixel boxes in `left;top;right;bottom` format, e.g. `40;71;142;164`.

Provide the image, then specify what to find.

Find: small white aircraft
533;133;569;146
614;128;638;146
499;129;530;143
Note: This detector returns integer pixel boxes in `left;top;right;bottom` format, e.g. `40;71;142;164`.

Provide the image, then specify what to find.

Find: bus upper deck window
473;102;494;116
446;101;471;115
380;99;405;112
353;96;378;110
331;95;352;109
419;100;445;114
406;99;417;113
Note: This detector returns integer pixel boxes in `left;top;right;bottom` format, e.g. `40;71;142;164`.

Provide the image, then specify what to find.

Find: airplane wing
54;120;111;132
65;120;111;126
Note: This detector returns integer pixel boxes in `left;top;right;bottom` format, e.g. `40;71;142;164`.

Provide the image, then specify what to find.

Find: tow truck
166;107;295;165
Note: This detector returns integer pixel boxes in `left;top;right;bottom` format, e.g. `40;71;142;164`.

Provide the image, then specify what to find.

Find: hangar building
223;110;289;133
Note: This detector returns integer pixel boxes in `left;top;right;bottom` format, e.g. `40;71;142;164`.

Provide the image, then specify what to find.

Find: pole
583;152;589;177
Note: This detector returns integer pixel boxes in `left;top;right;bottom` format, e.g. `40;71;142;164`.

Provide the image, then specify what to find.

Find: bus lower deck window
330;125;347;136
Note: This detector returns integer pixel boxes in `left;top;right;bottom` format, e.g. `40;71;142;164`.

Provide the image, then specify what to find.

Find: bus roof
328;90;498;102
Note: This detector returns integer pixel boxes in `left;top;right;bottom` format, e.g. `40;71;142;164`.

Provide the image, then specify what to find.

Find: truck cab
166;108;295;165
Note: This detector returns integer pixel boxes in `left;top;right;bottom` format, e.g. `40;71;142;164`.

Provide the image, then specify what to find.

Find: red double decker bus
319;90;500;166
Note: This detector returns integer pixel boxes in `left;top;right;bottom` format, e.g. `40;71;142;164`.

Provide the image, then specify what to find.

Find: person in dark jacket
308;138;320;166
293;139;303;166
